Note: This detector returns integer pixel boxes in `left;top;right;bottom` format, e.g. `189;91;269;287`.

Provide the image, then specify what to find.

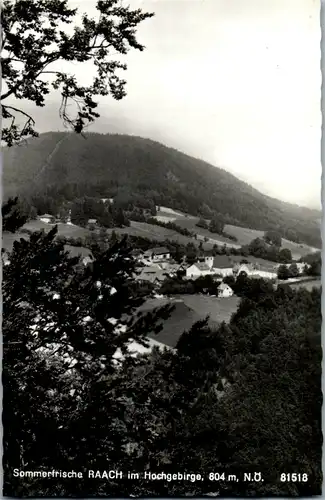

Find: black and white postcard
1;0;322;497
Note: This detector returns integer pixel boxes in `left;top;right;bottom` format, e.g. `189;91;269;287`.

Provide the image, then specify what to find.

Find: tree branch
2;105;36;125
1;54;60;100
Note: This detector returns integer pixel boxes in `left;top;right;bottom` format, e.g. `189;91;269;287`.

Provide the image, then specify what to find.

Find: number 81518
280;473;308;482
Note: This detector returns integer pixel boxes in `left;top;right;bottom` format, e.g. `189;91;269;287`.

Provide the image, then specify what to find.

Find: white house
234;263;276;280
38;213;55;224
2;251;10;266
143;247;171;262
217;283;234;298
186;262;212;279
297;262;309;273
101;198;114;204
251;269;277;279
211;255;234;277
203;255;214;268
87;218;98;229
233;263;253;277
82;256;93;267
65;209;72;224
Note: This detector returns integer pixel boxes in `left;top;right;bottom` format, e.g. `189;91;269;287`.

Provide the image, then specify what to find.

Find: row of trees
196;217;238;242
197;217;224;235
300;251;322;277
3;211;322;496
277;263;300;280
241;237;293;263
263;229;282;247
277;252;321;280
70;198;130;228
2;194;131;230
146;217;195;238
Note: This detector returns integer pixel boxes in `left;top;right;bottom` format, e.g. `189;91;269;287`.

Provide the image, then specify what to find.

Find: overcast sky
13;0;321;208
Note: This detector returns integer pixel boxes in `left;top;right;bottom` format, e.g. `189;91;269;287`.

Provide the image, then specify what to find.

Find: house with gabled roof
217;283;234;298
186;262;212;279
135;266;166;284
234;262;276;280
87;218;98;230
233;263;255;276
143;246;171;262
38;213;55;224
211;255;234;277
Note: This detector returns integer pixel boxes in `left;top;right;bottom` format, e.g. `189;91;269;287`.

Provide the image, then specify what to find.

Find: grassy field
141;295;239;323
3;219;211;256
23;220;90;238
157;206;187;217
3;208;320;263
106;220;214;249
178;218;240;246
155;207;320;259
179;294;239;323
2;231;28;251
139;294;239;343
225;224;319;258
280;238;319;259
224;224;263;245
2;221;90;252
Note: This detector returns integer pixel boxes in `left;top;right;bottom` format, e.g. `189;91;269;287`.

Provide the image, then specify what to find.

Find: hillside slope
2;132;321;247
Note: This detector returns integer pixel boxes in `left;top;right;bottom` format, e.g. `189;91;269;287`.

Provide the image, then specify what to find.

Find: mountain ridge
2;131;321;247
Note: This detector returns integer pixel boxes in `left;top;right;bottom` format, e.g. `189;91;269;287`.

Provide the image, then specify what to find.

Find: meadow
139;294;240;331
2;205;319;266
179;294;240;324
155;207;320;259
106;220;213;249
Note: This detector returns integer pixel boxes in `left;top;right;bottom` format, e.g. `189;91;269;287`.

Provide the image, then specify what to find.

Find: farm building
217;283;234;298
233;263;254;276
82;256;93;267
87;219;98;230
38;213;55;224
186;262;212;279
143;246;171;262
101;198;114;204
211;255;234;277
252;269;277;279
2;250;10;266
188;255;234;278
136;266;166;284
234;263;276;280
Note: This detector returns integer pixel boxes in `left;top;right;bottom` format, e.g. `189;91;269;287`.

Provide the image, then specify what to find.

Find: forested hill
3;131;321;247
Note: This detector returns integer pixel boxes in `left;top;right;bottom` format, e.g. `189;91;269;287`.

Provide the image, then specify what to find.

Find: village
123;245;309;294
35;210;312;296
72;241;314;360
5;208;312;359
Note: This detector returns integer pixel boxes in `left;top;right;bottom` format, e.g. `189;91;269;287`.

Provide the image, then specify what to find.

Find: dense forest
3;132;321;247
2;199;322;497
